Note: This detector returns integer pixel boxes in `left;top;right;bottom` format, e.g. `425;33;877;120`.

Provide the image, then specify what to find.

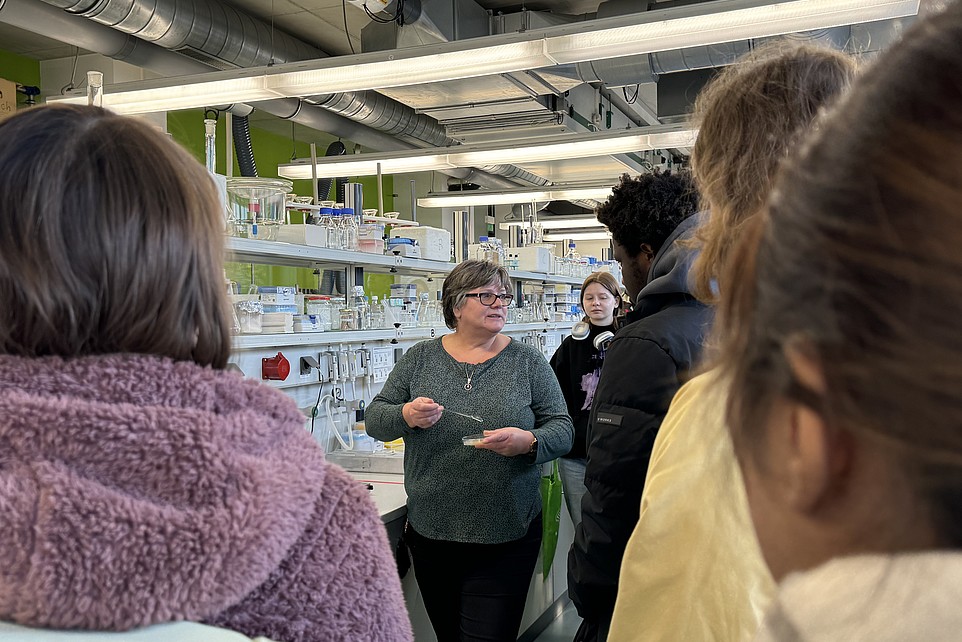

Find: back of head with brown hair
690;41;857;302
0;104;231;367
716;3;962;545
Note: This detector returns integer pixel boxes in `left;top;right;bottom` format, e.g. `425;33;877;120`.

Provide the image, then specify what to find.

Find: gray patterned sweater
367;337;573;544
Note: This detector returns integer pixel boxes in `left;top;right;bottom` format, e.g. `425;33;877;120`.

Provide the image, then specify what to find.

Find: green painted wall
167;109;397;296
0;50;42;109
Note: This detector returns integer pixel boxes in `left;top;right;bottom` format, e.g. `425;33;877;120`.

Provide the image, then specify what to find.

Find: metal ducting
307;92;449;147
569;28;852;88
31;0;490;178
37;0;320;67
0;0;531;192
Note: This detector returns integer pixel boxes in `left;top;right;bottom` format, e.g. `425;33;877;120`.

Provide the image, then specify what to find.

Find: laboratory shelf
232;329;399;349
227;237;584;285
227;237;455;275
231;322;574;350
508;269;583;285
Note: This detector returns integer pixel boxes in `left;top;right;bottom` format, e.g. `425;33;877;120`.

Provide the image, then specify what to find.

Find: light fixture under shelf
417;184;615;208
501;215;604;230
49;0;919;115
277;126;696;179
543;231;613;242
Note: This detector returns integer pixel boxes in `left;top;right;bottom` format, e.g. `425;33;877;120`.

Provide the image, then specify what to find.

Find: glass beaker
226;177;293;239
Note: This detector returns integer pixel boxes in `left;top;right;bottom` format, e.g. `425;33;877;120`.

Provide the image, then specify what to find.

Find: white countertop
350;472;407;522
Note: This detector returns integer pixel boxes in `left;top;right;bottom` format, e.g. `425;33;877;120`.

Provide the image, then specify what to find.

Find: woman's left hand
476;428;535;457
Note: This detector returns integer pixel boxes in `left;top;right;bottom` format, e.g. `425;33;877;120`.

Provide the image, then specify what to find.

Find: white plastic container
390;283;417;299
276;223;328;247
517;246;553;273
392;226;451;262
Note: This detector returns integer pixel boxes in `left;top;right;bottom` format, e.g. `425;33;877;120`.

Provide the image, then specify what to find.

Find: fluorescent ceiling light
277;125;696;179
543;231;613;242
50;0;919;115
503;216;604;230
417;184;614;208
540;217;604;230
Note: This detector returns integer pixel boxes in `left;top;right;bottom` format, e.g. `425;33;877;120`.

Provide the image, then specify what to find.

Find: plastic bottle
418;292;432;327
352;286;367;330
368;295;385;329
565;242;580;277
479;236;500;264
492;237;506;265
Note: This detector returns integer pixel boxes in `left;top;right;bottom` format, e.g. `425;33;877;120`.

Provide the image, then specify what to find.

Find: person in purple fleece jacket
0;104;412;642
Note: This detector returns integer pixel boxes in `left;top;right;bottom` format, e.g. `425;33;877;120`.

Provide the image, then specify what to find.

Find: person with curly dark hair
568;170;711;641
595;172;699;307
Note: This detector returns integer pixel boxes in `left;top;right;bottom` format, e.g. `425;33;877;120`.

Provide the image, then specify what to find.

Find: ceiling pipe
0;0;527;190
33;0;473;159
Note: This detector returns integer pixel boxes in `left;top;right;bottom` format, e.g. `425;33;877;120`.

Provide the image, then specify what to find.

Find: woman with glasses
368;259;574;642
549;271;622;530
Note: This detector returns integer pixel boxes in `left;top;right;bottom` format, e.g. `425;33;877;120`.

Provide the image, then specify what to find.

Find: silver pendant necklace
463;363;477;391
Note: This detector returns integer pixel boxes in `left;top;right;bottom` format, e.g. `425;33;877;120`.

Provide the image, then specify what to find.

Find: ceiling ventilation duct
30;0;555;189
0;0;525;191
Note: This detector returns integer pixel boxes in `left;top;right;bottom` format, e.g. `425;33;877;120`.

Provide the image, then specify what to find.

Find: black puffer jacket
567;215;713;628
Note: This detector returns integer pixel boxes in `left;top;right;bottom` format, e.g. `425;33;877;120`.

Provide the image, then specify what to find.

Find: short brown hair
690;41;856;303
716;4;962;544
441;260;512;329
0;104;231;367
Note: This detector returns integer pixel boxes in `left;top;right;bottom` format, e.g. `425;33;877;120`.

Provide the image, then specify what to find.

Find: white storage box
275;224;327;247
393;226;451;262
258;286;296;306
517;246;553;273
358;223;385;240
390;283;417;299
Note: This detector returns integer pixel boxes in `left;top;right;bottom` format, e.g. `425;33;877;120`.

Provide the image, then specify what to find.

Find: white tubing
323;395;354;451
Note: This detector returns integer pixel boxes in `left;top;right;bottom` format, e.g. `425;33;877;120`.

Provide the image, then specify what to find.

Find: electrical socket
299;355;320;376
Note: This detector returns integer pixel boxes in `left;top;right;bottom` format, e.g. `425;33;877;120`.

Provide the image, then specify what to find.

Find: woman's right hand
402;397;443;429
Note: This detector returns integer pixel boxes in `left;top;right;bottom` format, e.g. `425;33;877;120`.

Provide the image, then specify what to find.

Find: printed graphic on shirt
581;368;601;410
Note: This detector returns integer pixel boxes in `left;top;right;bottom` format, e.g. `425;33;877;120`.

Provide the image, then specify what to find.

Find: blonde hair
690;41;857;303
717;4;962;544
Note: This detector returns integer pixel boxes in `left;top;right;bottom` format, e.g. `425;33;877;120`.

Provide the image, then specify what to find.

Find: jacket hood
640;214;700;300
0;353;327;631
632;214;701;318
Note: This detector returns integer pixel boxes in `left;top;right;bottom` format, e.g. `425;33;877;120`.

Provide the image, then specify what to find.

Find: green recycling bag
540;459;563;578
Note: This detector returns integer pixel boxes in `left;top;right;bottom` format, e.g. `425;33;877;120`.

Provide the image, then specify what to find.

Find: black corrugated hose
317;140;347;202
232;115;258;177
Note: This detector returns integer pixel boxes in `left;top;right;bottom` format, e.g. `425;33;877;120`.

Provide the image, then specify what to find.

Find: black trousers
405;515;542;642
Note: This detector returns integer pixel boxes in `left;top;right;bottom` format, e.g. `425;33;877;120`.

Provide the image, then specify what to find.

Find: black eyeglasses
465;292;514;306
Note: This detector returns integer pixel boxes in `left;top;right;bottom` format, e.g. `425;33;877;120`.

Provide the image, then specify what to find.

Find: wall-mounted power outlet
299;355;320;376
